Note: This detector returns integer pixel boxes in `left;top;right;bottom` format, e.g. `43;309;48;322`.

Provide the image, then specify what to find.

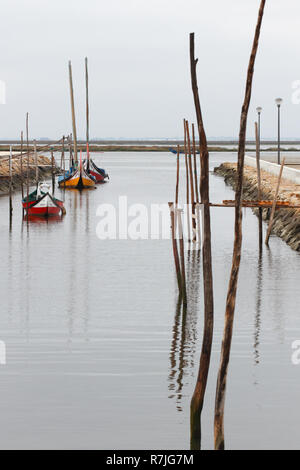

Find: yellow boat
59;167;95;189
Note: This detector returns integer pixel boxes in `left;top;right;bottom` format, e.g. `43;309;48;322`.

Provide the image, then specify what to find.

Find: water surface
0;152;299;449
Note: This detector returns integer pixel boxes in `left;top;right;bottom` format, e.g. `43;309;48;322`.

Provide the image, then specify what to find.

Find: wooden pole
26;113;29;220
175;145;180;207
184;119;191;242
255;121;263;248
177;208;187;306
186;120;197;242
192;123;200;203
265;157;285;245
9;145;13;219
34;139;38;184
85;57;90;170
168;202;182;293
189;32;214;450
214;0;266;450
51;150;55;194
68;61;78;164
20;131;24;199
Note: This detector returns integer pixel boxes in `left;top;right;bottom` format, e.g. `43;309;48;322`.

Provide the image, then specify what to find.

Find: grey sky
1;0;299;140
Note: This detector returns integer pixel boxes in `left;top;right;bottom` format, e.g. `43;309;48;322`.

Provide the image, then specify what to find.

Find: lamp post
275;98;283;165
256;106;262;154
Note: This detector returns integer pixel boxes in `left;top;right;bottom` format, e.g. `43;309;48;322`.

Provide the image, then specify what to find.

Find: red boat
85;144;109;183
22;182;65;217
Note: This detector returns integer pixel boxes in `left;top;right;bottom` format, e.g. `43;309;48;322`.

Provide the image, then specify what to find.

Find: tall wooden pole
26;113;29;220
9;145;13;219
85;57;90;170
186;120;196;242
68;61;78;164
184;119;191;242
214;0;266;450
189;32;214;450
20;131;24;199
192;124;200;203
51;150;55;194
34;139;38;184
265;157;285;245
255;121;263;248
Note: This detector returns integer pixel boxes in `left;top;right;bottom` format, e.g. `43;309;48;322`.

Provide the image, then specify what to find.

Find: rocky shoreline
214;162;300;252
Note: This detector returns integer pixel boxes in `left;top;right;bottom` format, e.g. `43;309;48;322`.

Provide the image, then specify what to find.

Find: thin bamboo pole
184;119;191;242
68;61;78;164
255;121;263;248
214;0;266;450
186;120;196;242
192;123;200;203
189;32;214;450
20;131;24;199
265;157;285;245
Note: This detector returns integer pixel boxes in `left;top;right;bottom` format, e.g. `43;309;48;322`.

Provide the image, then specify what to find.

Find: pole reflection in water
254;252;263;367
168;249;201;415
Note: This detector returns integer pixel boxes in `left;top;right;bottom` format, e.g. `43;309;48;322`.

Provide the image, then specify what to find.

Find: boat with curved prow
23;182;65;217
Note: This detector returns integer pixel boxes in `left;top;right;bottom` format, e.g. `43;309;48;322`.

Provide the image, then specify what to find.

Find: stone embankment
214;162;300;251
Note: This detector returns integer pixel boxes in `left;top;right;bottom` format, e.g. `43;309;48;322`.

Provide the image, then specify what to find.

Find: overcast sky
1;0;299;140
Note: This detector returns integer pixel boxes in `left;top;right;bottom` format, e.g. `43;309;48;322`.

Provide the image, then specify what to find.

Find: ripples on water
0;152;300;449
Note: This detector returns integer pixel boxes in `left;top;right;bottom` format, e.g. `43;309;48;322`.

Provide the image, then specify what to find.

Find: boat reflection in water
23;214;64;224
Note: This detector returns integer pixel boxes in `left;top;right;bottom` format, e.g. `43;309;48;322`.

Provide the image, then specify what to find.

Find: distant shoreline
0;143;300;153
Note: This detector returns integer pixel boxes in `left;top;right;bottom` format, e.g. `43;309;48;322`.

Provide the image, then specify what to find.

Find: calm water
0;152;300;450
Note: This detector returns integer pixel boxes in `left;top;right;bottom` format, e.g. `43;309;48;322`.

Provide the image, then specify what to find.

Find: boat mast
85;56;90;170
68;60;78;165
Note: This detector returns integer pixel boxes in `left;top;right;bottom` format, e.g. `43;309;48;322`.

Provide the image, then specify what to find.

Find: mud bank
214;162;300;251
0;155;56;195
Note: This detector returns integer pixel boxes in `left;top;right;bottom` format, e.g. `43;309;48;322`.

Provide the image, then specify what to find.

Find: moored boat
85;144;109;183
23;182;65;217
59;151;95;189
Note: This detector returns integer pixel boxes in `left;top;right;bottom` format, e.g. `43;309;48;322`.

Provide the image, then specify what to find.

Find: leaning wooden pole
214;0;266;450
68;60;78;164
189;32;214;449
255;121;263;248
265;157;285;246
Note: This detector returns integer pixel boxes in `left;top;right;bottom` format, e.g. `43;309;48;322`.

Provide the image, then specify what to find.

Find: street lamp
256;106;262;142
275;98;283;165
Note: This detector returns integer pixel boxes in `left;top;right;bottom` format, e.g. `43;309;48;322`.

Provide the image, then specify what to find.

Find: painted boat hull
58;168;95;188
86;160;109;183
23;193;64;217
